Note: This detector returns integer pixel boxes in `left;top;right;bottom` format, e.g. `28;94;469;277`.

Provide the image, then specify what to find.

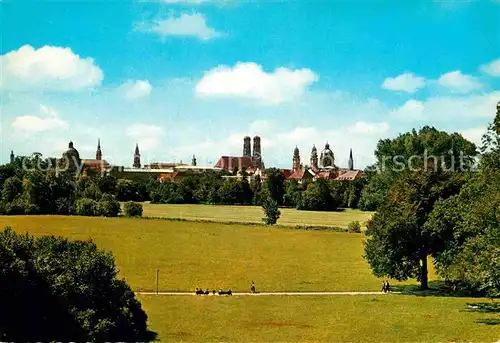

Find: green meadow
1;214;497;342
140;203;374;228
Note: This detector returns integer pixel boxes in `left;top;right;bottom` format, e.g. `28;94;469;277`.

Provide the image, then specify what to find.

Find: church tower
191;155;197;166
243;136;251;157
252;135;262;168
293;146;301;172
133;143;141;168
96;138;102;160
348;148;354;170
9;150;14;164
310;145;318;170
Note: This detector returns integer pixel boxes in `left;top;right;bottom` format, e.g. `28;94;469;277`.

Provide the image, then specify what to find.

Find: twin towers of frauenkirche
243;135;263;168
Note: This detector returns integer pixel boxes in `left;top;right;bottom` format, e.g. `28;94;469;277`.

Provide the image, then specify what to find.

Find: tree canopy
0;228;155;341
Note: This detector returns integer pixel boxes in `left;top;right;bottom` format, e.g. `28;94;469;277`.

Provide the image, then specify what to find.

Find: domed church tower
320;142;335;167
61;141;81;172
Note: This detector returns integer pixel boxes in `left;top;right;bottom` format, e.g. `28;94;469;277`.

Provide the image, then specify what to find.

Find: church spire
133;143;141;168
96;138;102;160
348;148;354;170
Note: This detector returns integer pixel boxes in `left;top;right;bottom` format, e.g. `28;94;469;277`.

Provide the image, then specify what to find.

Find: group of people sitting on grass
381;280;391;293
195;288;232;295
195;281;257;295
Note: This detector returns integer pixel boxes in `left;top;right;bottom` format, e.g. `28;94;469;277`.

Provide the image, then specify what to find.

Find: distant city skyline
1;1;499;168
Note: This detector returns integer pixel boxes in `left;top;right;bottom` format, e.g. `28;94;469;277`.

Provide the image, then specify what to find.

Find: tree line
0;160;370;215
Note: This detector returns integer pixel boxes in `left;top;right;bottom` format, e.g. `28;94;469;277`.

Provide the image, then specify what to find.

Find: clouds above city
11;105;68;133
2;1;499;168
0;45;103;91
196;62;319;105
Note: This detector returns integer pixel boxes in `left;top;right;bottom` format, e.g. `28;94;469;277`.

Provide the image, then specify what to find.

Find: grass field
138;294;499;342
0;215;423;292
1;215;496;342
140;203;374;228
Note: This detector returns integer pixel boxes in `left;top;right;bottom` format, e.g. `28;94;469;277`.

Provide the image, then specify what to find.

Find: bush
123;202;143;217
75;198;99;216
97;194;121;217
262;197;280;225
0;228;155;341
348;221;362;233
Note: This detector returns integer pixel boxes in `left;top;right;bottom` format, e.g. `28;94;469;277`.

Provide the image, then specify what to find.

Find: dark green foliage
283;180;303;208
97;194;121;217
0;228;155;341
263;168;286;205
75;198;100;216
1;176;22;203
427;169;500;296
348;221;361;233
115;179;148;202
262;197;280;225
298;178;342;211
364;169;467;289
124;202;143;217
360;127;477;211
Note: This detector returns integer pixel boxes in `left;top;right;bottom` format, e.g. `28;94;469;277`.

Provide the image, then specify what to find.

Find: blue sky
1;0;499;168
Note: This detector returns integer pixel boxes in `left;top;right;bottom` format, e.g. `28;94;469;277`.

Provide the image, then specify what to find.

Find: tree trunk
420;256;428;290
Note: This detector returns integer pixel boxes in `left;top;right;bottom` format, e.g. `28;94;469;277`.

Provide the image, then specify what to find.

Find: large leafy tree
0;228;155;341
425;104;500;296
364;169;467;289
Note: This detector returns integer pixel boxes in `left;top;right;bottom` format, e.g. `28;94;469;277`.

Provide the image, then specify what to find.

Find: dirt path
136;291;399;296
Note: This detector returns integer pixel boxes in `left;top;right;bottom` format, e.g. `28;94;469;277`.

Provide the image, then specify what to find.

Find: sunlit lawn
0;215;425;292
1;215;494;342
138;294;500;342
140;203;374;228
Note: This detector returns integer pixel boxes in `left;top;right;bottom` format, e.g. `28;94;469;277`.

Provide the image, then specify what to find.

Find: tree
298;178;341;211
1;176;23;203
262;197;280;225
0;228;155;341
364;169;466;289
263;168;286;205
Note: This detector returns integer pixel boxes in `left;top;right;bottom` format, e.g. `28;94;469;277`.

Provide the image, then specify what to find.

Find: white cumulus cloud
391;91;499;122
480;58;500;77
390;99;425;120
381;73;426;93
120;80;152;99
12;105;68;132
136;13;222;40
126;124;165;150
195;62;319;105
348;121;390;134
437;71;482;93
0;45;103;91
